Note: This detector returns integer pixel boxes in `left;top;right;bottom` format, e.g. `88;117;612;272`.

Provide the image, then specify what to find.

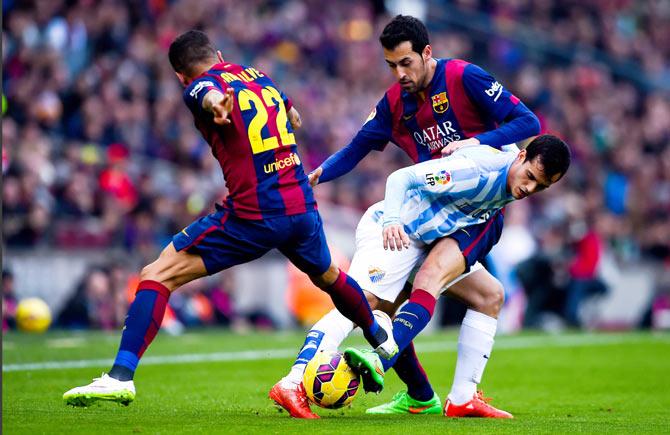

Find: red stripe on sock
407;342;428;379
138;297;164;357
409;289;437;317
334;269;347;287
136;282;170;358
136;280;171;299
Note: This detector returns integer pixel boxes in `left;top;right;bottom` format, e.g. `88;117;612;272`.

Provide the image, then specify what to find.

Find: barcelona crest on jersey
431;92;449;113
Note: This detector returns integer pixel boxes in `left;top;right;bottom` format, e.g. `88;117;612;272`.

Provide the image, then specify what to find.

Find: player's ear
175;71;189;88
217;50;224;63
517;148;527;162
422;44;432;61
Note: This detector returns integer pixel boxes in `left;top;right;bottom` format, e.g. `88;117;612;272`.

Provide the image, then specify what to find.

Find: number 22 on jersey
237;86;295;154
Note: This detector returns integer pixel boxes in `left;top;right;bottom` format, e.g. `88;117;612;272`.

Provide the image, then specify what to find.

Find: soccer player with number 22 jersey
63;30;397;407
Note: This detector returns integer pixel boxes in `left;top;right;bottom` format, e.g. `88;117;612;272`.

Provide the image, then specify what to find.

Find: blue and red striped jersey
183;62;315;220
359;58;521;164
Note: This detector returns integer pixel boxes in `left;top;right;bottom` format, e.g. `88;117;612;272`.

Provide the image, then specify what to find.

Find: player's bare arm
202;88;235;125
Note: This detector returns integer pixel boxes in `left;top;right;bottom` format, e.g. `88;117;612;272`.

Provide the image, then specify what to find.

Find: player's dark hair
524;134;571;181
379;15;429;54
168;30;216;75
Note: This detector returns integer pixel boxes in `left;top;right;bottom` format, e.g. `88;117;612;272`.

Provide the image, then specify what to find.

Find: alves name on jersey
184;62;315;220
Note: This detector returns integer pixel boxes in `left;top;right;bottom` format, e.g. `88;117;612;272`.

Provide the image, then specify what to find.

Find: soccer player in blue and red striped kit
272;15;542;419
63;30;397;407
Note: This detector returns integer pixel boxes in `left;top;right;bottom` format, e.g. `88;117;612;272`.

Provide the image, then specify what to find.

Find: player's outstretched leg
270;309;355;418
313;266;398;359
366;343;441;414
63;280;170;407
343;288;437;393
64;243;207;407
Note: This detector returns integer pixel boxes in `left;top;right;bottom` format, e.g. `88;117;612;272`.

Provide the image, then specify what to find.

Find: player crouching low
272;135;570;419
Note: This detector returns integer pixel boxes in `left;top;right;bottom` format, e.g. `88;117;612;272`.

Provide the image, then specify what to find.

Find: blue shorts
448;209;504;272
173;205;332;276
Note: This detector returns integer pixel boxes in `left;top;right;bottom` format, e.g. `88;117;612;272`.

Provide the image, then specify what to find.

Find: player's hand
288;107;302;129
211;88;235;125
383;224;410;251
441;137;480;156
308;167;323;187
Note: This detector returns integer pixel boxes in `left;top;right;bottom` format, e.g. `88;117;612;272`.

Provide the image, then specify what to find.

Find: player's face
508;150;562;199
383;41;432;93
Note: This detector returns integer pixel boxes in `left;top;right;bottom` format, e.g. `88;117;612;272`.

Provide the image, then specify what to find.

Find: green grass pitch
3;329;669;434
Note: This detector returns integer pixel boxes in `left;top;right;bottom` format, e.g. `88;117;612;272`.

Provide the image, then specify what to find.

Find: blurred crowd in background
3;0;669;333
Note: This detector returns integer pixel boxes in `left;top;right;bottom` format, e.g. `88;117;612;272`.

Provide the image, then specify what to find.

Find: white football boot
372;310;398;359
63;374;136;407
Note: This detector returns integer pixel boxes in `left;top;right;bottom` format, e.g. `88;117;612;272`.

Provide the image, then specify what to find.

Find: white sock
448;309;497;405
283;309;355;385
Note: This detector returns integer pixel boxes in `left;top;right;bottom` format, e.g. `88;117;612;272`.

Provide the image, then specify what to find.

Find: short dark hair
168;30;216;75
524;134;571;181
379;15;429;54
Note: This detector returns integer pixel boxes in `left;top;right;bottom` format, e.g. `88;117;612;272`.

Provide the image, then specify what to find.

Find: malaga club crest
368;266;386;283
431;92;449;113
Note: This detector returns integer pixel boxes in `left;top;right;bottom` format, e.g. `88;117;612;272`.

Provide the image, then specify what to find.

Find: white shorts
347;203;483;303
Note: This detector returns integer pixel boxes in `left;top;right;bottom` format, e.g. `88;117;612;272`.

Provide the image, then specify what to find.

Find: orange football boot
443;390;513;418
269;382;320;419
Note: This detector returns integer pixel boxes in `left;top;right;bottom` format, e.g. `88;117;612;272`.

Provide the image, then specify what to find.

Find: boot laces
475;390;492;404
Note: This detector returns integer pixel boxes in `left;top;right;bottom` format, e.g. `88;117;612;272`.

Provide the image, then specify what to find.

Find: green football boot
343;348;385;393
366;390;442;414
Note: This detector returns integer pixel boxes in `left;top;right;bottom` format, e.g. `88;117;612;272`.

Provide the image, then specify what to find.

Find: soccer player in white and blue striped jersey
381;144;521;249
276;134;569;418
344;134;570;416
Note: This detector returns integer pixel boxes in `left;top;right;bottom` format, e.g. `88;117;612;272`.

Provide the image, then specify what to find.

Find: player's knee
480;279;505;316
414;243;465;296
139;249;181;291
310;263;340;289
140;261;170;287
364;292;378;309
413;262;453;298
365;291;392;313
489;281;505;313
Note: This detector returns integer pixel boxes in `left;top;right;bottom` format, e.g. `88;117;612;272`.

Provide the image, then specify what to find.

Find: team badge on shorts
431;92;449;113
368;266;386;283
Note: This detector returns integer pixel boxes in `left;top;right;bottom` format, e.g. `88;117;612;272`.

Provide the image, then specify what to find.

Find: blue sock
382;289;436;371
293;330;325;366
393;342;435;401
109;280;170;381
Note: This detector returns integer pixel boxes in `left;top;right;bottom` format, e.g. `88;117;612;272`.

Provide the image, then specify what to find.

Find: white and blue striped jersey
381;145;518;244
